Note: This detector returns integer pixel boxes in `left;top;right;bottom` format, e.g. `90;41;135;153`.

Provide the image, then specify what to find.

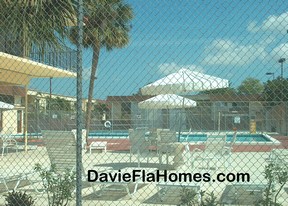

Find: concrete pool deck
0;146;288;205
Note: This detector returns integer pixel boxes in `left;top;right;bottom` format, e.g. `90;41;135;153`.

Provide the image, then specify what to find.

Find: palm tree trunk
85;41;100;145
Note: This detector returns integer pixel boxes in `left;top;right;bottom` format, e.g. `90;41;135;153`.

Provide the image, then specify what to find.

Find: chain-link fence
1;1;288;205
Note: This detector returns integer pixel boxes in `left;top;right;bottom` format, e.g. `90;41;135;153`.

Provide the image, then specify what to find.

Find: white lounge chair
0;170;42;193
43;130;153;199
41;130;112;195
220;183;266;205
92;167;156;199
71;129;108;153
223;131;237;168
43;130;78;172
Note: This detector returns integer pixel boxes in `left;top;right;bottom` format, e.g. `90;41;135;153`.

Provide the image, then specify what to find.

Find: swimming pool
17;130;278;145
89;131;280;145
180;133;271;142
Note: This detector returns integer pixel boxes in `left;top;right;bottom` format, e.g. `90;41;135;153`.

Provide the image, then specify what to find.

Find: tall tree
237;77;264;95
263;77;288;102
68;0;133;143
46;97;74;111
0;0;76;57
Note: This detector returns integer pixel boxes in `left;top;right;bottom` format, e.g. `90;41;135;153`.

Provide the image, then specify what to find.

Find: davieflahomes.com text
87;169;250;183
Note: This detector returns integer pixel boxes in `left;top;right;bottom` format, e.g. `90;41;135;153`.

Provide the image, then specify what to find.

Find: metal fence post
76;0;84;205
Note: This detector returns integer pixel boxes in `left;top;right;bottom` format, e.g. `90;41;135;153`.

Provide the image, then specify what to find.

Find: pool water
89;131;128;138
89;131;272;143
180;134;271;142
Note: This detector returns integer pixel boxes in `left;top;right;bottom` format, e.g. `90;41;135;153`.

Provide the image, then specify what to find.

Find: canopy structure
0;101;14;110
138;94;196;109
141;68;229;95
0;52;76;85
138;94;197;140
0;52;76;151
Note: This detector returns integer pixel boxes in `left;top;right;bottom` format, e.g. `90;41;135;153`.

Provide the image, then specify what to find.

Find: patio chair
191;134;227;170
157;129;177;144
1;128;18;156
147;129;169;151
129;128;152;167
156;130;185;167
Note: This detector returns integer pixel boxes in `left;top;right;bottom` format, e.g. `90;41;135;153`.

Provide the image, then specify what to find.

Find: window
121;102;131;119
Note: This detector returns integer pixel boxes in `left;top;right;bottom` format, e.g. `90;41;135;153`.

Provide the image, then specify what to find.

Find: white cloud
202;39;268;66
158;62;204;75
247;21;261;33
247;12;288;33
271;43;288;60
200;12;287;67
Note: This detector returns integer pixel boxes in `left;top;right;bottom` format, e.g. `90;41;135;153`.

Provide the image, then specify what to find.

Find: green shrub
256;162;288;206
4;191;35;206
179;187;201;206
179;188;218;206
34;164;76;206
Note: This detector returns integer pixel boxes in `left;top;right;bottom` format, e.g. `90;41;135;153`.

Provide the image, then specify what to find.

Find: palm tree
68;0;134;143
0;0;76;57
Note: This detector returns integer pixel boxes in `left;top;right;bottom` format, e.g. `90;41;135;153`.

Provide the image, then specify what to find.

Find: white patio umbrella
0;101;14;110
141;68;229;95
138;94;196;109
141;68;229;139
138;94;197;140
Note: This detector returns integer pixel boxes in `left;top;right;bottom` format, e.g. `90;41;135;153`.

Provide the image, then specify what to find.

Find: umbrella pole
178;97;185;142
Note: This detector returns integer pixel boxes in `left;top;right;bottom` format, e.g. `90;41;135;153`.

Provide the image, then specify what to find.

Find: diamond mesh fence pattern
1;1;288;205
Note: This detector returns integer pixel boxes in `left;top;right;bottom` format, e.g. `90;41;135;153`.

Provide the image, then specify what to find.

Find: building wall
111;102;122;120
0;91;24;134
269;102;288;135
2;110;20;134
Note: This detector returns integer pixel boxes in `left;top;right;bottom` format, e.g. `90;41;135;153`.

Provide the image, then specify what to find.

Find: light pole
278;58;286;78
266;72;275;80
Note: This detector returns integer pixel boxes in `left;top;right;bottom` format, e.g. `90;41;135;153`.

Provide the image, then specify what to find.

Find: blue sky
30;0;288;99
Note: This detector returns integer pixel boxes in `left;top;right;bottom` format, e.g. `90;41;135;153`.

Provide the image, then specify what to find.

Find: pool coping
181;132;281;146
